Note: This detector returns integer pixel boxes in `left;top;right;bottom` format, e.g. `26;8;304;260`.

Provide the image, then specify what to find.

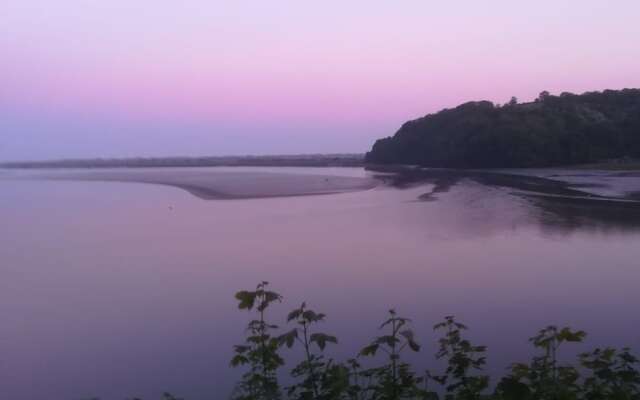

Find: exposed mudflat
2;167;377;199
5;165;640;207
496;168;640;199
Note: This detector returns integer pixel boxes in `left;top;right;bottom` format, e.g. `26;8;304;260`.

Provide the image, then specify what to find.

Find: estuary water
2;167;640;399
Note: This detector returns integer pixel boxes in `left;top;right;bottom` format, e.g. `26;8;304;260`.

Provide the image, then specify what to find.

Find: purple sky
1;1;639;161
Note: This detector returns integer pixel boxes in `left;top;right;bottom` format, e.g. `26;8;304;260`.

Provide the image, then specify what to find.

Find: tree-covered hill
365;89;640;168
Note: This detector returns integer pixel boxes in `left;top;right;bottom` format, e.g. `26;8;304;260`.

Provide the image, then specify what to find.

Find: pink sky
1;0;639;160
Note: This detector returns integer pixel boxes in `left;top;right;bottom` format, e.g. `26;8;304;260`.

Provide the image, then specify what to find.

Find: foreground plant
427;316;488;400
82;283;640;400
358;309;424;399
579;347;640;399
224;283;640;400
277;302;345;399
231;282;284;400
496;326;585;400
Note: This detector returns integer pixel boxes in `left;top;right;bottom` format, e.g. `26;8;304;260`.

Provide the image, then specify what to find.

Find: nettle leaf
277;329;298;348
558;327;586;343
360;344;380;357
399;329;421;352
302;310;318;321
230;354;249;367
247;335;263;344
235;291;257;310
455;322;468;330
233;345;251;354
263;291;282;303
310;333;337;351
287;308;302;322
408;339;421;352
301;310;326;323
376;335;399;347
434;315;467;331
400;329;415;341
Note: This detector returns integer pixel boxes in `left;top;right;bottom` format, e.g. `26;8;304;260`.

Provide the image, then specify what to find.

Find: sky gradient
1;0;640;161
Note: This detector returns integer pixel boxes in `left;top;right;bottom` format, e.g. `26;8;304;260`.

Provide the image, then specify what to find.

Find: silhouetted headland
366;88;640;168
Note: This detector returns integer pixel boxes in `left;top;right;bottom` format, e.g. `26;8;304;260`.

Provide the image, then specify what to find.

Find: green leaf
287;308;302;322
277;328;298;348
558;327;586;343
233;345;251;354
263;290;282;303
310;333;337;351
230;354;248;367
360;344;379;357
234;291;256;310
302;310;318;321
400;329;415;341
375;335;399;347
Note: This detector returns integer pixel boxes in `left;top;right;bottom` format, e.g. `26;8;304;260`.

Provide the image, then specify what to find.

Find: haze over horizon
2;0;639;161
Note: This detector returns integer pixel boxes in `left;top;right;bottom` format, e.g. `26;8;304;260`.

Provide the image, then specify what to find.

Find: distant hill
366;89;640;168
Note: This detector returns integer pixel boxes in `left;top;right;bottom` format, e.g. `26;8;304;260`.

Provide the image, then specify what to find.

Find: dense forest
365;89;640;168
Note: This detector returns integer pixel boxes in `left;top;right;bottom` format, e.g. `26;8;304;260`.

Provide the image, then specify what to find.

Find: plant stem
302;320;320;398
259;294;267;379
391;316;398;399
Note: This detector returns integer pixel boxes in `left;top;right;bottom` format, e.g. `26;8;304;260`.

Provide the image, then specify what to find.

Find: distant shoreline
0;153;365;169
5;153;640;172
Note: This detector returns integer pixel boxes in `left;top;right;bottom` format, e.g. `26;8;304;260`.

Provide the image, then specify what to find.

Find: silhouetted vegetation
231;282;285;400
82;282;640;399
366;89;640;168
228;282;640;400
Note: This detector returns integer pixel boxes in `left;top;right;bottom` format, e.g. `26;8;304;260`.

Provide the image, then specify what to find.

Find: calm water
2;167;640;399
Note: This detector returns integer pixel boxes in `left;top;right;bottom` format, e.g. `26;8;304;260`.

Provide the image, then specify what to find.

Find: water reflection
527;195;640;234
371;168;640;234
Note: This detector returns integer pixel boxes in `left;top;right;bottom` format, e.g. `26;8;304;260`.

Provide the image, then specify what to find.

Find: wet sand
6;165;640;204
496;168;640;199
14;168;377;199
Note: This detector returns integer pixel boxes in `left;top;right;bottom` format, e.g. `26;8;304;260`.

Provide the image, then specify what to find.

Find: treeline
228;282;640;400
365;89;640;168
